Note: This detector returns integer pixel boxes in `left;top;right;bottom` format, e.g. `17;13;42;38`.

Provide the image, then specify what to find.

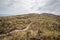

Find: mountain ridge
0;13;60;40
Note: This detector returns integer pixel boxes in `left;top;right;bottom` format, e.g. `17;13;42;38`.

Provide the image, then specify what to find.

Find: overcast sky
0;0;60;16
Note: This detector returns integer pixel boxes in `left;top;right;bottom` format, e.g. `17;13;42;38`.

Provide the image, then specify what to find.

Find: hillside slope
0;13;60;40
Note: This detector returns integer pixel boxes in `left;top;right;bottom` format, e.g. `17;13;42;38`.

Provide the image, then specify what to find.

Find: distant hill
0;13;60;40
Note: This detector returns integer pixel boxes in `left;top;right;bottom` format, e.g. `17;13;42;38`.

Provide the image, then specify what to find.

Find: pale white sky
0;0;60;16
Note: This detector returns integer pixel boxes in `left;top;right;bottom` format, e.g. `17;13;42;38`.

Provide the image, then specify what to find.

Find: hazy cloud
0;0;60;16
